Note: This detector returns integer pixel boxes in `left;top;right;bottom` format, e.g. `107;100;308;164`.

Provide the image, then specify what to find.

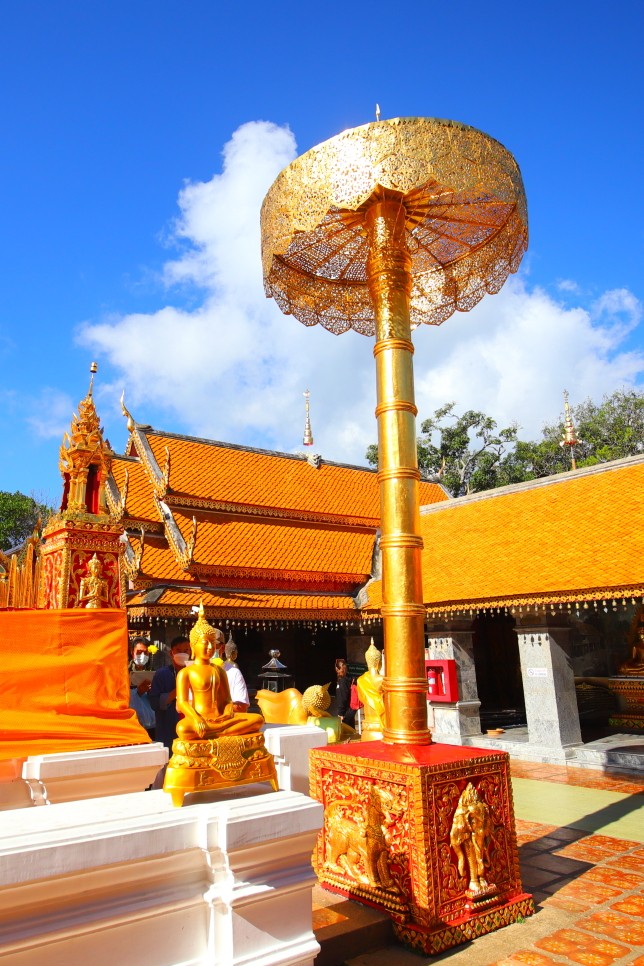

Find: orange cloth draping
0;608;150;760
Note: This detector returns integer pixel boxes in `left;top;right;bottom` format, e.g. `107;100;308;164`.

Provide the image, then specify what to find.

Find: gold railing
0;540;41;609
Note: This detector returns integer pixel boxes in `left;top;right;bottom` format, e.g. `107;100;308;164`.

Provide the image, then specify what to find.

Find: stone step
312;885;393;966
571;734;644;772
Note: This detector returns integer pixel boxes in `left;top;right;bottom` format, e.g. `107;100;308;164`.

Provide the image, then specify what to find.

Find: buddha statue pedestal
310;742;533;956
164;733;278;807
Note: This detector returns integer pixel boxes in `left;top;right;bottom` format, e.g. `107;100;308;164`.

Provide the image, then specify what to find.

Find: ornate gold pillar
365;199;430;744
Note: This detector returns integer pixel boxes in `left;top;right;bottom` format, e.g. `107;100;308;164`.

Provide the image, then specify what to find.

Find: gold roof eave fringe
360;585;644;620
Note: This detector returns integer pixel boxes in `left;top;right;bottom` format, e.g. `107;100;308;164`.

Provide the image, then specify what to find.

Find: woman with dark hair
334;659;356;728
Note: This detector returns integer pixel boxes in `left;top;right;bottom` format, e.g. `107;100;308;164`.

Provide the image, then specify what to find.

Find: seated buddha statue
357;641;385;742
617;622;644;676
175;607;264;740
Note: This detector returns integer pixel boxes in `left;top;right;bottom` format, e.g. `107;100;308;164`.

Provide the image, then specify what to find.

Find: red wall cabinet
425;659;458;702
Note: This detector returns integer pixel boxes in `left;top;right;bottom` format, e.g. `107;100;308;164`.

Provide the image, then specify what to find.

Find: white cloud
556;278;581;294
26;388;75;440
78;121;644;464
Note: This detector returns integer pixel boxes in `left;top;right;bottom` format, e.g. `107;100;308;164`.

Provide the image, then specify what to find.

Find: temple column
426;618;482;743
514;615;581;756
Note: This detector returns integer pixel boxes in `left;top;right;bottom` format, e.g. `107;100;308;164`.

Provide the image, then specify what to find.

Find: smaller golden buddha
164;604;277;806
176;611;264;740
77;554;109;608
617;618;644;676
302;683;355;743
357;641;385;742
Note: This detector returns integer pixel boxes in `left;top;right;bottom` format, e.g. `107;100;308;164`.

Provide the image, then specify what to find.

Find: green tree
498;389;644;482
366;403;519;497
365;389;644;496
0;491;53;551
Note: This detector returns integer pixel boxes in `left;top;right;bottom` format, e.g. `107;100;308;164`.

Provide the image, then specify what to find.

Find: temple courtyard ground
312;760;644;966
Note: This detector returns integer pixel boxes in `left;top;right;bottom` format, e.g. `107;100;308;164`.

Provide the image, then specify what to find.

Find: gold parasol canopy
261;116;528;335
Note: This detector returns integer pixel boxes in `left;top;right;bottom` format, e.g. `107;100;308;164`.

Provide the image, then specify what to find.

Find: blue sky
1;1;642;505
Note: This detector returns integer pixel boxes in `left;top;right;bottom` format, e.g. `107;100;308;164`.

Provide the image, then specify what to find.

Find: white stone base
0;743;168;810
0;786;323;966
263;724;328;795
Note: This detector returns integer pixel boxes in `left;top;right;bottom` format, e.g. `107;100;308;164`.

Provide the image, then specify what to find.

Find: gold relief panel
315;769;410;920
68;551;121;608
39;550;64;609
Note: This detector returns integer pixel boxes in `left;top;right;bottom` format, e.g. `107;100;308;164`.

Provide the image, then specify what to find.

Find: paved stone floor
313;761;644;966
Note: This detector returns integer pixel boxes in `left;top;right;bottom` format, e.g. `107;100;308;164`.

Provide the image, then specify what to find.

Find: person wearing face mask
129;638;152;680
149;636;192;750
128;638;156;737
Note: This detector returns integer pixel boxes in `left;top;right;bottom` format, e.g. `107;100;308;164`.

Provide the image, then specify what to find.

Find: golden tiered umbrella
261;116;527;745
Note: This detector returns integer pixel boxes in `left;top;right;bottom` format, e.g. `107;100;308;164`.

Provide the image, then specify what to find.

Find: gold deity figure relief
175;611;264;741
357;641;385;742
77;553;109;608
325;785;397;892
450;783;496;899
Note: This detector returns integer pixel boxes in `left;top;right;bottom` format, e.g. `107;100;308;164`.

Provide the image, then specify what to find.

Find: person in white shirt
221;638;251;713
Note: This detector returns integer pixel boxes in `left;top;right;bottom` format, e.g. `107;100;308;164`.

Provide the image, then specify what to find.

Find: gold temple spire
559;389;581;470
303;389;314;446
375;103;381;121
57;365;112;516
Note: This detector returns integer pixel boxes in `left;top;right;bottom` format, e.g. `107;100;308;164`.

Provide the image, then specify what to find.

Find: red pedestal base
310;741;533;956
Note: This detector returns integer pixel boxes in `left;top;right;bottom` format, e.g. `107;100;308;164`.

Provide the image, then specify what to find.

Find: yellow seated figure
255;687;308;725
164;605;277;806
357;642;385;742
302;683;355;744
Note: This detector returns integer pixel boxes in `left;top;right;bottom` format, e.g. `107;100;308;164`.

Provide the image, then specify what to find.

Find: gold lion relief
325;785;398;892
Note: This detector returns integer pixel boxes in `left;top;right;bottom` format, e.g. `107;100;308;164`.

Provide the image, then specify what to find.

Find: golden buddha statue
357;642;385;742
617;616;644;676
164;604;277;806
302;683;355;743
77;554;109;608
175;617;264;739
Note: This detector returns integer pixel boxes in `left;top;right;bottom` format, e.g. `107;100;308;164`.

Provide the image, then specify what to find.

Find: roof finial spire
88;361;98;396
375;103;381;122
303;389;314;447
120;390;136;433
559;389;581;471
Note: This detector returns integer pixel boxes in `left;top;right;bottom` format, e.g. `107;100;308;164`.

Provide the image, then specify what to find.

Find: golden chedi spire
59;363;112;516
560;389;581;471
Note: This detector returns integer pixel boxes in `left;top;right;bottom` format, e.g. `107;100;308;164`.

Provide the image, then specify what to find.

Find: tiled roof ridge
420;452;644;515
165;494;379;528
179;564;367;584
140;425;379;474
129;583;363;600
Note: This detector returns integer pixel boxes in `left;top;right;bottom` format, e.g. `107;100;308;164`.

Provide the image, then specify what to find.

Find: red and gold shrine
310;742;533;956
39;364;125;610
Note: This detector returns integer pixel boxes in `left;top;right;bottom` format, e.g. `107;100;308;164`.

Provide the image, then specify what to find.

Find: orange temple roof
173;510;376;581
364;456;644;614
113;423;448;620
141;429;446;523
